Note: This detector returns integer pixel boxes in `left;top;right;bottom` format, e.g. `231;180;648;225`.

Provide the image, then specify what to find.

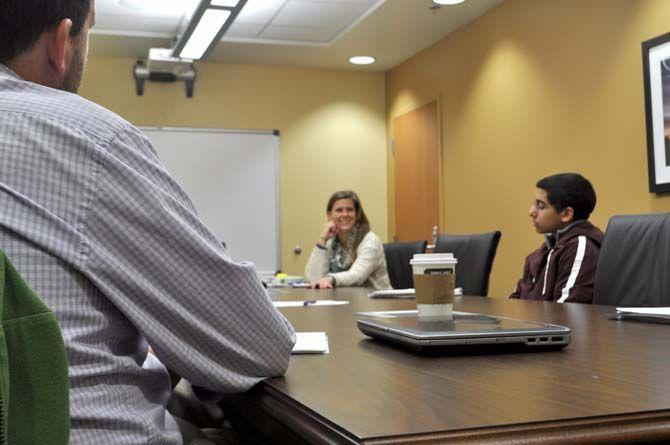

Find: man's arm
84;127;295;393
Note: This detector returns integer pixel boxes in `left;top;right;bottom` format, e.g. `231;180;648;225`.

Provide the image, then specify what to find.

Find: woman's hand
310;276;334;289
318;221;337;246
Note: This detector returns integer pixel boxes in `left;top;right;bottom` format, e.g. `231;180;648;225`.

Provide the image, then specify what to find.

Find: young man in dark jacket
510;173;604;304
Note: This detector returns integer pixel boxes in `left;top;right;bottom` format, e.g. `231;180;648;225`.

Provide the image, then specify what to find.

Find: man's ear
560;206;575;223
46;19;73;75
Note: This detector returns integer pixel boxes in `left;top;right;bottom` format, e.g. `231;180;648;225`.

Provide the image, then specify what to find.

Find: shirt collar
544;219;587;249
0;63;21;80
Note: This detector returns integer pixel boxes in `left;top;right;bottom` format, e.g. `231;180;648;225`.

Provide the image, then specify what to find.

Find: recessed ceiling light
433;0;466;5
349;56;376;65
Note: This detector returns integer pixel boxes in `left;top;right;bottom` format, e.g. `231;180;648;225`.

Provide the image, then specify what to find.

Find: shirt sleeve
82;127;296;393
304;242;330;281
509;257;531;299
329;233;383;287
551;236;598;304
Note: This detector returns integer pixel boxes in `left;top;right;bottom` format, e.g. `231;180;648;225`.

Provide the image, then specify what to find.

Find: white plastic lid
410;253;457;265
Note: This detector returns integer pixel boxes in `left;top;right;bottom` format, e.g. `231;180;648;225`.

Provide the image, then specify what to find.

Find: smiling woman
305;190;391;290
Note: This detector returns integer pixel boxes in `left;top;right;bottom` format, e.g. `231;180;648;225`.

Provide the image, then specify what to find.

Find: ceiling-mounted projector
133;48;196;98
131;0;248;98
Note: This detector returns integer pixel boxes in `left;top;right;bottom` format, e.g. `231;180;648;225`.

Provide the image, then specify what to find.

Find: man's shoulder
0;77;135;144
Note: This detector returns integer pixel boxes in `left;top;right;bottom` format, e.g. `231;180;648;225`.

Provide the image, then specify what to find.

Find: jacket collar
544;220;587;249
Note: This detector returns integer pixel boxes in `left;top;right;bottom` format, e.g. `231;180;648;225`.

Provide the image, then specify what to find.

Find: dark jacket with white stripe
510;221;604;303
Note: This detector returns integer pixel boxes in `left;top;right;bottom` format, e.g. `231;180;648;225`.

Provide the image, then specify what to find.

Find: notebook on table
357;311;571;353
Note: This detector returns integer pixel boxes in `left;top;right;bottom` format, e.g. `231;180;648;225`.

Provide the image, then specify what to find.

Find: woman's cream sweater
305;231;392;290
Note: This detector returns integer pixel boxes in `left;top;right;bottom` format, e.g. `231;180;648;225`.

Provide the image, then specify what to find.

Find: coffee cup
410;253;457;318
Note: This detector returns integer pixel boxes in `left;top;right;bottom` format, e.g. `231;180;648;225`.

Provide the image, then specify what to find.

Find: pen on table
303;300;317;306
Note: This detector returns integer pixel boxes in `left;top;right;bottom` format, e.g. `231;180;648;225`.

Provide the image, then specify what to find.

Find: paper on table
355;309;419;318
616;307;670;317
368;289;415;298
292;332;329;354
273;300;350;308
367;287;462;298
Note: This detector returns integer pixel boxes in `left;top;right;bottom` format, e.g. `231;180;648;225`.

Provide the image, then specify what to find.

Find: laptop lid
357;311;571;353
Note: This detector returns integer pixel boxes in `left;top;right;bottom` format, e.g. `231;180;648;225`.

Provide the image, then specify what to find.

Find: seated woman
305;190;391;290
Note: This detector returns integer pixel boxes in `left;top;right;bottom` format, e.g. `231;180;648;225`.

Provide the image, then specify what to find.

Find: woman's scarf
329;225;358;273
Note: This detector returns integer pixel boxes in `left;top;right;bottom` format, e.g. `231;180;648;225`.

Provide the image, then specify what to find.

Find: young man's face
529;189;572;234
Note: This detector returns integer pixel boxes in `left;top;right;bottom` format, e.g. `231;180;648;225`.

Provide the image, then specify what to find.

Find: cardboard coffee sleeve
413;273;455;305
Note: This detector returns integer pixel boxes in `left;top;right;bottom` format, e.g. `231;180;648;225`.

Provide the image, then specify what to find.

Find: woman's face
328;198;357;234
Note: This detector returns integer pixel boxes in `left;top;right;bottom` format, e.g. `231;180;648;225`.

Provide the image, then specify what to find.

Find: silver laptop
357;311;571;353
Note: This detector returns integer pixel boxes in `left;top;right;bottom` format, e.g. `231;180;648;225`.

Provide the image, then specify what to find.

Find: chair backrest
433;231;502;296
0;251;70;444
593;213;670;306
383;241;427;289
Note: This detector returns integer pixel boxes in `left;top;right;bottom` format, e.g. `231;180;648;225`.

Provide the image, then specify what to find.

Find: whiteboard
141;127;280;275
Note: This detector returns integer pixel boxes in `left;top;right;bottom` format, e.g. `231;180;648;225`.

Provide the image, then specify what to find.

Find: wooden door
393;101;440;242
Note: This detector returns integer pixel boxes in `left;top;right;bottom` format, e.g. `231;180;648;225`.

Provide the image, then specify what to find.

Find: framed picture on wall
642;32;670;193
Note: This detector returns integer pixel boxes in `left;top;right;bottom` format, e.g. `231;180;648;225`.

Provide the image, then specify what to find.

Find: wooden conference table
219;289;670;444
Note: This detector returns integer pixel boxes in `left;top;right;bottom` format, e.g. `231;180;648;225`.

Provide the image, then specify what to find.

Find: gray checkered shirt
0;64;295;444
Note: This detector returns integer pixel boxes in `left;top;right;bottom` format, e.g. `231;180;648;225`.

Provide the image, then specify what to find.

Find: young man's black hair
0;0;91;63
536;173;596;221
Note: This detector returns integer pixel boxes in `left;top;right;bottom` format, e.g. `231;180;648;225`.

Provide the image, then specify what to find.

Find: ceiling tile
99;0;198;19
225;22;266;39
260;25;337;43
272;0;369;29
95;15;182;35
235;0;288;24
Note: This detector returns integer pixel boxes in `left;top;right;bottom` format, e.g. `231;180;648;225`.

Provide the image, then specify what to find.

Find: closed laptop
357;311;570;353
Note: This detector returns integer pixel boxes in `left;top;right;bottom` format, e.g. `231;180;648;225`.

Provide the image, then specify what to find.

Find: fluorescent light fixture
173;0;248;60
349;56;376;65
211;0;240;6
433;0;466;5
179;9;231;59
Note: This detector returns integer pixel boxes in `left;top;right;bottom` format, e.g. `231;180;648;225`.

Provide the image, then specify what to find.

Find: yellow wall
79;57;387;275
386;0;670;297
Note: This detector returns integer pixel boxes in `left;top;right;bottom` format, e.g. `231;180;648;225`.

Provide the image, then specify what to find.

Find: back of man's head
0;0;91;64
537;173;596;221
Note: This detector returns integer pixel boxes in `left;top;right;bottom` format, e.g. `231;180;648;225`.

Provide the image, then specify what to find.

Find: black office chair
593;213;670;306
383;241;427;289
433;231;502;296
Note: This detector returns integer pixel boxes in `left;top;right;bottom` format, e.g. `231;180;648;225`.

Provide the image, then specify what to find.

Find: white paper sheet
273;300;350;308
616;307;670;317
355;310;419;318
367;287;462;298
292;332;329;354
